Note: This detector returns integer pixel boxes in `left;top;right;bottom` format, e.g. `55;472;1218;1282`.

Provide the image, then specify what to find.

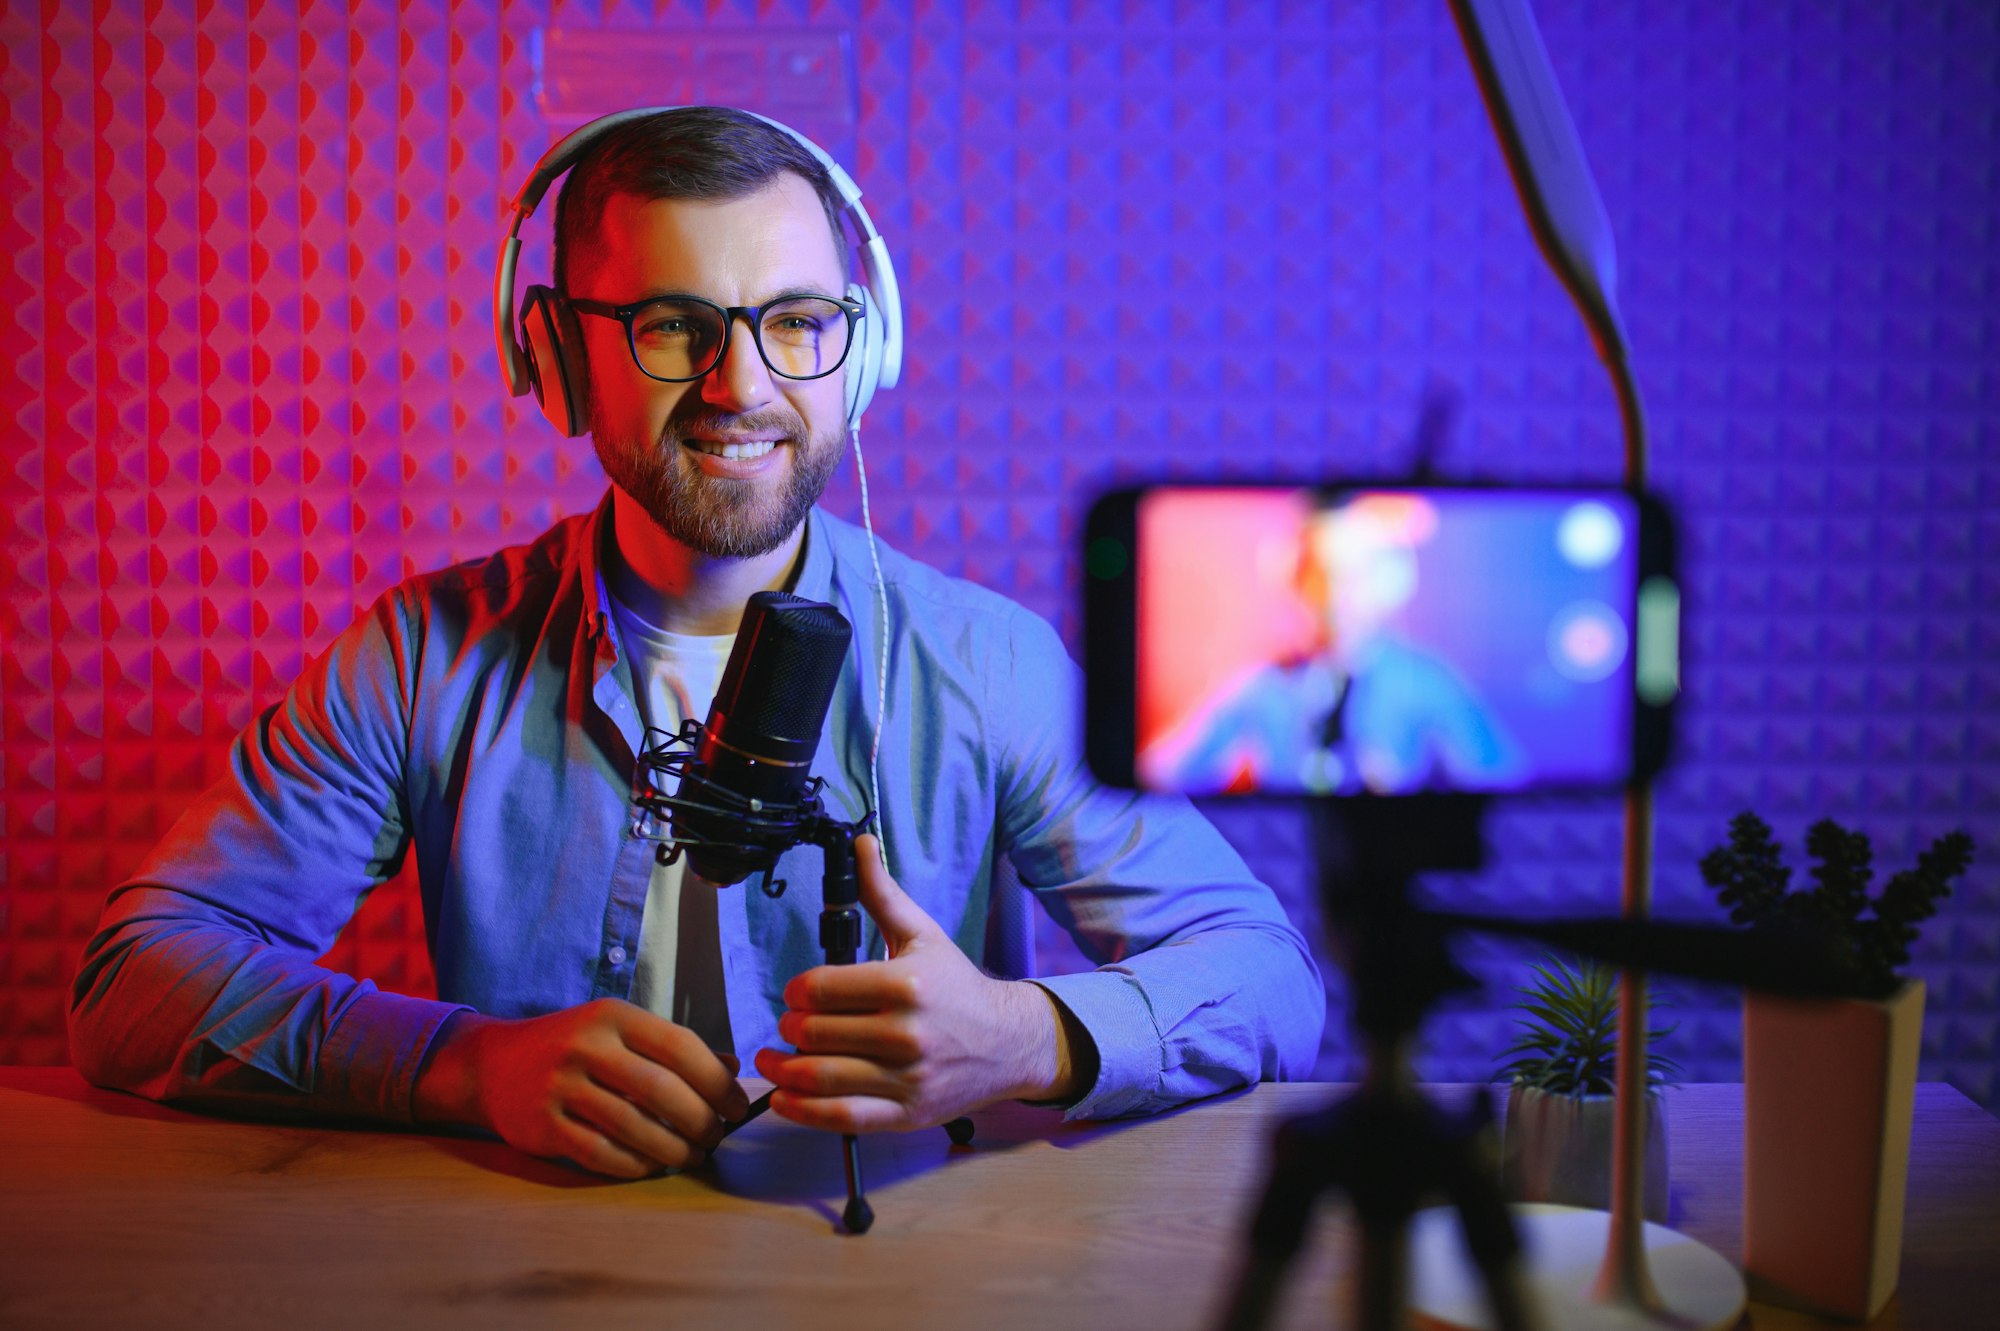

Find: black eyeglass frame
567;292;866;384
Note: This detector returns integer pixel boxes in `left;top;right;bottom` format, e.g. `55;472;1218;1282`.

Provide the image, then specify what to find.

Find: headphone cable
851;421;892;960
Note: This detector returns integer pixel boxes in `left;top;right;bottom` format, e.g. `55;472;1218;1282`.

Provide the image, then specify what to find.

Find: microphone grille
722;591;852;743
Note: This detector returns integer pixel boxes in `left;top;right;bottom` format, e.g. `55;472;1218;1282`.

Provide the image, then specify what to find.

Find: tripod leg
1356;1216;1413;1331
840;1132;874;1234
1213;1116;1326;1331
1429;1185;1533;1331
1438;1098;1535;1331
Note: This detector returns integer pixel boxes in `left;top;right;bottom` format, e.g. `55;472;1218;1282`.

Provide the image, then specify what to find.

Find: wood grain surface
1;1071;1994;1331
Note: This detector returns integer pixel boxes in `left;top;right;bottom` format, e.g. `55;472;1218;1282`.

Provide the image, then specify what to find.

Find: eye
636;314;693;338
760;298;844;342
629;300;717;344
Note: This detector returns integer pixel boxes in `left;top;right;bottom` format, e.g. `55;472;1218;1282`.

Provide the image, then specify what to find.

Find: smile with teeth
686;438;781;460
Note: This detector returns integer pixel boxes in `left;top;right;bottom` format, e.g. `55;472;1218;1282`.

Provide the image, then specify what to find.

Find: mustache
660;405;807;445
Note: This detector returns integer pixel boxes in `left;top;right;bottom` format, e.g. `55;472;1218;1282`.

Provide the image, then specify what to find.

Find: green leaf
1494;952;1678;1092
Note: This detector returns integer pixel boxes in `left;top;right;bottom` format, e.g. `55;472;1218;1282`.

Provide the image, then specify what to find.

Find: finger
853;832;938;952
777;1010;920;1064
768;1088;913;1135
612;1008;751;1121
754;1047;909;1101
568;1082;707;1169
553;1107;667;1179
783;960;917;1014
585;1048;730;1150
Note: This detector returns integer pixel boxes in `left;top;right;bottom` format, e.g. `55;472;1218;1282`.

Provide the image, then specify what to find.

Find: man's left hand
755;833;1083;1132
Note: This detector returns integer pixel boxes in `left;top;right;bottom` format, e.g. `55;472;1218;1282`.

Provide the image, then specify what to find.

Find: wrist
412;1010;498;1129
1006;980;1090;1105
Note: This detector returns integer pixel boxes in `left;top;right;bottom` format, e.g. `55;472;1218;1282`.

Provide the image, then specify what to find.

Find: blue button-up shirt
70;495;1325;1123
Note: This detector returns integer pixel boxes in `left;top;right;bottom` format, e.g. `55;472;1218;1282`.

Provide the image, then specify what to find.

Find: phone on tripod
1083;483;1679;798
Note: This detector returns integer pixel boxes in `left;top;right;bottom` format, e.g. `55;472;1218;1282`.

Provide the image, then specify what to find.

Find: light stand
1420;1;1745;1324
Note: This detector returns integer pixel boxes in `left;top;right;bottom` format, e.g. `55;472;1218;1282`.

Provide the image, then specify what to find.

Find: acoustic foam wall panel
2;0;1995;1107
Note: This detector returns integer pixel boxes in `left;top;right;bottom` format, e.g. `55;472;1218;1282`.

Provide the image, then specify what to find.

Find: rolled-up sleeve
67;588;469;1122
992;606;1325;1119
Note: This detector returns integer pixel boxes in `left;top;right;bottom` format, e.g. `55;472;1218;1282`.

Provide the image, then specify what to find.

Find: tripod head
1313;793;1871;1056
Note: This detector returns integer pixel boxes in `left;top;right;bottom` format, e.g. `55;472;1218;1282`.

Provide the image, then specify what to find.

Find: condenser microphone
673;591;852;885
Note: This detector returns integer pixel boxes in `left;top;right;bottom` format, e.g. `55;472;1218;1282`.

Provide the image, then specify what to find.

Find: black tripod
1213;795;1873;1331
635;723;973;1235
1216;797;1535;1331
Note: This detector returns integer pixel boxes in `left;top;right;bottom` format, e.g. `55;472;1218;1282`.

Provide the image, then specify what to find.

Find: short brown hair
553;106;849;292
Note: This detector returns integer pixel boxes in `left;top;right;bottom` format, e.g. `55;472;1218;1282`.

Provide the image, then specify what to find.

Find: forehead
579;172;845;302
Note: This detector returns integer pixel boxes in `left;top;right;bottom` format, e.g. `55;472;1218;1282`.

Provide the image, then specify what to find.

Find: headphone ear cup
520;285;589;438
844;280;883;428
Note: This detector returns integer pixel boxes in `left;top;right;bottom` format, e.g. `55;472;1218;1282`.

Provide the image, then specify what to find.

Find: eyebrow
634;284;841;306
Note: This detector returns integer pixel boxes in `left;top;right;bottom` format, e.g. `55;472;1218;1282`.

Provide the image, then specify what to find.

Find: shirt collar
793;507;834;603
576;490;838;650
578;489;620;649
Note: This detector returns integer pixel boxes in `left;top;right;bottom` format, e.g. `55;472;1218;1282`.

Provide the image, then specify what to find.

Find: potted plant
1699;812;1974;1322
1495;955;1679;1221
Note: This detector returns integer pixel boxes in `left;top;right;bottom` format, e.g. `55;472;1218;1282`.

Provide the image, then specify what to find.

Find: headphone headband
494;106;902;428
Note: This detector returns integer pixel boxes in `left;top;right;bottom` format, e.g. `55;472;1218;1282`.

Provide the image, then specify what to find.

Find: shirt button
607;946;628;966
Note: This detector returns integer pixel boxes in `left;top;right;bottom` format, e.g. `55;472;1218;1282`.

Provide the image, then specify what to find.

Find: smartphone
1083;483;1679;796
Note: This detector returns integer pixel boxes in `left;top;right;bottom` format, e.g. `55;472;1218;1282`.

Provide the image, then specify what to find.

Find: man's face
1300;508;1417;654
573;173;849;558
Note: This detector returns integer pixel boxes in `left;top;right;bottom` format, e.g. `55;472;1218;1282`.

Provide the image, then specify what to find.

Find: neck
605;486;806;636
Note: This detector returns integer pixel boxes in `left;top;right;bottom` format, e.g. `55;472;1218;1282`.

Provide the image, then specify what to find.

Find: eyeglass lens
631;297;851;381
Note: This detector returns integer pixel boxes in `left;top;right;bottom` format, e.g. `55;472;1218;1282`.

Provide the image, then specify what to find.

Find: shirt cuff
316;986;473;1124
1026;971;1162;1120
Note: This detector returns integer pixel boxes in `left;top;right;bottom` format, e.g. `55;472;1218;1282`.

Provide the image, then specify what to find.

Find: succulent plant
1699;812;1974;1000
1497;955;1680;1097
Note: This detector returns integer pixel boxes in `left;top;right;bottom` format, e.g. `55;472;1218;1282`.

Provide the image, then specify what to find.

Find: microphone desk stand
635;724;974;1235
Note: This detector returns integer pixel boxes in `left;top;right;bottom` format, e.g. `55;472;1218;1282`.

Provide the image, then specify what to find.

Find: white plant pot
1501;1084;1669;1222
1743;977;1925;1322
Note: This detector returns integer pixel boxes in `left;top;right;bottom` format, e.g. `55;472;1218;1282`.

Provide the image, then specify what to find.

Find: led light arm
1447;0;1645;478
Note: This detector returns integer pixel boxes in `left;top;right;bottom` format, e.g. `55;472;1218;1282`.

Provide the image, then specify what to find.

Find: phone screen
1086;485;1676;796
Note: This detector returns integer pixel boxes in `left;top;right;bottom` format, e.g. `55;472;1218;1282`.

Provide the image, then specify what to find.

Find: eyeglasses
567;292;864;384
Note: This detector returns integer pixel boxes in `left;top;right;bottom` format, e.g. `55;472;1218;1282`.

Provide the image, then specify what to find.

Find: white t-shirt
607;589;737;1052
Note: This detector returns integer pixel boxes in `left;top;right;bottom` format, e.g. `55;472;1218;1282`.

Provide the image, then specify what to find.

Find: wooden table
1;1071;1995;1330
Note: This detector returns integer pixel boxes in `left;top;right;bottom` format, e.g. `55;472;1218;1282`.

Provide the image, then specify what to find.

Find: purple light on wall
1;1;1992;1107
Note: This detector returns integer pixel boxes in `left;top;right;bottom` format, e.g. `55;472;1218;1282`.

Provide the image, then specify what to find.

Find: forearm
1030;920;1324;1120
989;601;1326;1117
70;889;468;1122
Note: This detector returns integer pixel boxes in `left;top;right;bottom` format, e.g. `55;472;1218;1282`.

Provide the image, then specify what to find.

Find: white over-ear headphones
493;107;904;437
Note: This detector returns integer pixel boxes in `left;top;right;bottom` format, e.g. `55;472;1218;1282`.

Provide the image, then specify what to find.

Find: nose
699;314;776;413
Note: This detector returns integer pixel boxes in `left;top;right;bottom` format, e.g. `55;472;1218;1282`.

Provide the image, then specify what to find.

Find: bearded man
69;108;1324;1177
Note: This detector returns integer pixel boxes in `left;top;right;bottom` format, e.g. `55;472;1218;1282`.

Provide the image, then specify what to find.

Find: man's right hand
412;998;749;1179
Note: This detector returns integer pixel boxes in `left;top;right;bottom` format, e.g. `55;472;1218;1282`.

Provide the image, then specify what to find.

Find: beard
591;396;846;559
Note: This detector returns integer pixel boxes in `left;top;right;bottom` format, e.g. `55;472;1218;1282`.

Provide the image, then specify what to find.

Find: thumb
853;832;937;952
